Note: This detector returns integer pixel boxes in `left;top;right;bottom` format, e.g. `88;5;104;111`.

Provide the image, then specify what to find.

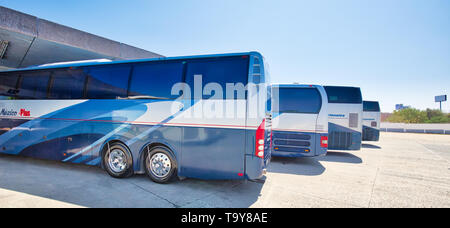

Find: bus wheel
103;142;133;178
144;146;177;184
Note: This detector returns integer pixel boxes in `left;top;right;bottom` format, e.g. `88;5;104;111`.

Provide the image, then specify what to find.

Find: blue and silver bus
0;52;271;183
324;86;363;151
271;84;328;157
362;101;381;141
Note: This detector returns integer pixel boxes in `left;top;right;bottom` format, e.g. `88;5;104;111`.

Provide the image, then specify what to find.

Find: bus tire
144;146;177;184
103;142;134;179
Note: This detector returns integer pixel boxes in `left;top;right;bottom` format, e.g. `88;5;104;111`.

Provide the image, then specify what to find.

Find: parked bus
0;52;271;183
271;84;328;157
323;86;363;150
362;101;381;141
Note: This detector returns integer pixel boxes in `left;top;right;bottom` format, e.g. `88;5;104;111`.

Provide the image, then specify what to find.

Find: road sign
435;95;447;102
435;95;447;111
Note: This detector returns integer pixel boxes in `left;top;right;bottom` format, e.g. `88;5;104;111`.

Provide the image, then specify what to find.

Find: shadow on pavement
268;157;325;176
317;151;363;164
0;154;263;208
362;143;382;149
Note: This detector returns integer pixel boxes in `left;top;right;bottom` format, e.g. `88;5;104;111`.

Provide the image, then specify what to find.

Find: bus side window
17;71;50;99
276;88;322;114
0;73;19;98
129;61;184;99
364;101;380;112
85;65;131;99
329;96;339;102
324;86;362;104
185;57;249;100
49;69;86;99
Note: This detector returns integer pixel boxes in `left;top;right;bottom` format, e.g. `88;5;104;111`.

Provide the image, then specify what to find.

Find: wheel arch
138;141;179;174
99;139;133;170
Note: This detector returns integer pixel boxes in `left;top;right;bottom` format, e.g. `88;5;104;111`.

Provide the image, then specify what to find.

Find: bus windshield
324;86;362;104
364;101;380;112
275;87;322;114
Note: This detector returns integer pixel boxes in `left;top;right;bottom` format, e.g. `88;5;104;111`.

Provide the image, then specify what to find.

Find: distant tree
426;115;450;123
386;108;427;123
426;109;443;120
386;110;405;123
425;109;450;123
403;108;427;123
386;108;449;123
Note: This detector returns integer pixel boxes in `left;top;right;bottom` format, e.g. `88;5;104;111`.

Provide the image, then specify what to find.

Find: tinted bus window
266;85;272;112
324;86;362;104
185;57;249;99
0;73;19;97
364;101;380;112
86;65;131;99
275;88;322;114
49;69;86;99
18;71;50;99
129;61;184;99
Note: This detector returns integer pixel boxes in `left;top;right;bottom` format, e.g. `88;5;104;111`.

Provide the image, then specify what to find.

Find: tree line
386;108;450;123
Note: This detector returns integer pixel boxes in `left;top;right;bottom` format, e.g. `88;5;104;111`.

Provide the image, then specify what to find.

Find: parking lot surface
0;132;449;208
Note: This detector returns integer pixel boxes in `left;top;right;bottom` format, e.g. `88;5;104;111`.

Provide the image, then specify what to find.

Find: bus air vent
349;113;359;128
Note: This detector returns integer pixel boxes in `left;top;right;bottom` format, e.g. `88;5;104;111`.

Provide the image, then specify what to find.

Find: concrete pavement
0;132;449;208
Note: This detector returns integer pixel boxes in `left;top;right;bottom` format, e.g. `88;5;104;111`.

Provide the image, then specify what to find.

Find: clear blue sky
1;0;449;112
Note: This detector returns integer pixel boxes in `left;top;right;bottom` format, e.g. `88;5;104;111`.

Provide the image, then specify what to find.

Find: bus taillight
321;136;328;148
255;119;266;158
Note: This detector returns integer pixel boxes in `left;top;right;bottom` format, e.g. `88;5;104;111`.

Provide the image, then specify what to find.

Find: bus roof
323;85;361;90
1;52;264;73
272;84;322;89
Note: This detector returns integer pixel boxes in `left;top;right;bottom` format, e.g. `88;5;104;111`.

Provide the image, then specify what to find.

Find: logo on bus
20;109;31;117
0;109;17;116
0;108;30;117
329;114;346;118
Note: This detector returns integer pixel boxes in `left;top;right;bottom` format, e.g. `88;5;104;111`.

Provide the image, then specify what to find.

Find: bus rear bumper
271;151;316;157
245;155;266;180
362;126;380;141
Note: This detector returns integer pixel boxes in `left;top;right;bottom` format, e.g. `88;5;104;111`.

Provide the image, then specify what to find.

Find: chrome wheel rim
108;149;127;173
148;152;171;178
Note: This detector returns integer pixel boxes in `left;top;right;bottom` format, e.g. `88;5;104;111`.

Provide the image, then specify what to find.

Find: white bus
271;84;328;157
324;86;363;151
362;101;381;141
